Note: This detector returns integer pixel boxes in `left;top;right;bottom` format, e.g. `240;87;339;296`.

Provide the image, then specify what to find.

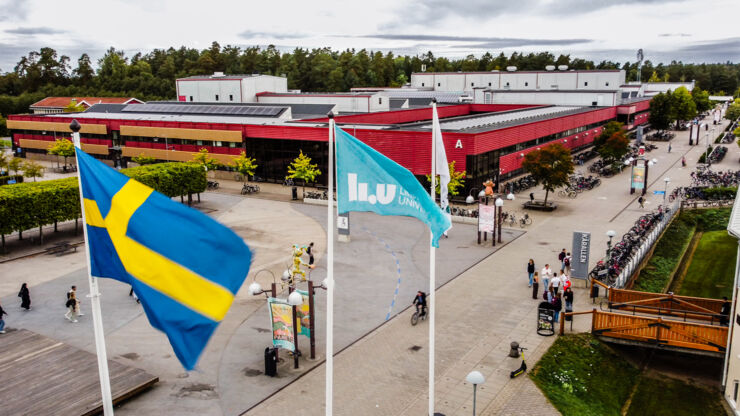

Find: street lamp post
663;177;671;205
248;270;279;360
466;370;486;416
287;289;303;369
606;230;616;258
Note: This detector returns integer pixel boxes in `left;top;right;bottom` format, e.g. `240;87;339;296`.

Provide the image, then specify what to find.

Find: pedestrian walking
551;273;561;295
541;264;553;291
532;272;540;300
638;196;645;209
564;252;572;275
527;259;535;287
0;302;7;333
564;287;574;311
65;292;79;323
306;242;315;265
67;286;83;316
558;249;567;270
668;143;672;153
552;293;563;323
18;283;30;310
529;192;535;203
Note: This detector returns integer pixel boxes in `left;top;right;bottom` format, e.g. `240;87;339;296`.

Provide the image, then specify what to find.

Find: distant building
30;97;143;114
175;73;288;103
642;81;695;96
257;91;389;113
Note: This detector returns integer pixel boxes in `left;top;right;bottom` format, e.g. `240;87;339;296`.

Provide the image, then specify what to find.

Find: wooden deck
0;329;158;416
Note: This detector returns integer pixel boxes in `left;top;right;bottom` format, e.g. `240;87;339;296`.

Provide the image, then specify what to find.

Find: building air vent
212;72;225;77
506;66;517;72
557;65;568;71
545;65;556;71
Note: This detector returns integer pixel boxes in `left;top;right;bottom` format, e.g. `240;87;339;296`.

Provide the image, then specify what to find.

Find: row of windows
121;136;239;148
13;130;109;140
425;81;610;88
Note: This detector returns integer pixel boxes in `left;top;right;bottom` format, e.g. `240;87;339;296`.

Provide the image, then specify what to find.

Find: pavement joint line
361;226;404;321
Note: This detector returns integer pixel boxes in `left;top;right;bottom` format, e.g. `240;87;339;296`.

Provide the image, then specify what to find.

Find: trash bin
264;347;277;377
291;186;298;200
537;302;555;336
590;284;599;299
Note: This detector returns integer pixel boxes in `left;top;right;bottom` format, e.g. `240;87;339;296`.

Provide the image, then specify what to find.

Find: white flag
432;105;451;223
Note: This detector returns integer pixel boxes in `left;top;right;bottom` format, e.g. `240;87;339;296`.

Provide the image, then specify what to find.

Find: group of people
65;285;83;323
526;249;575;322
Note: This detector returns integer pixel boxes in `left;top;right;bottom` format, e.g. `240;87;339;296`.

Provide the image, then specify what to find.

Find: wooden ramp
607;287;725;323
0;329;158;416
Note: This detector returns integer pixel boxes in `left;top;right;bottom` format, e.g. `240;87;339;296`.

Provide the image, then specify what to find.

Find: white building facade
175;73;288;103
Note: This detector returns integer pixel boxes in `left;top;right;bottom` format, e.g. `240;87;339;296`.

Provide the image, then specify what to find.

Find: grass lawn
680;230;736;299
530;334;640;416
626;374;725;416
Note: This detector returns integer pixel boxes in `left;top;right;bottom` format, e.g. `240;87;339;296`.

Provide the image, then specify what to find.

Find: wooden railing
590;310;727;353
608;288;725;317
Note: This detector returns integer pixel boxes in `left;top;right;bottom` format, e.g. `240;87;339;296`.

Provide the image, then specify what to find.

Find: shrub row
0;175;24;185
0;162;207;243
702;186;737;200
632;208;731;293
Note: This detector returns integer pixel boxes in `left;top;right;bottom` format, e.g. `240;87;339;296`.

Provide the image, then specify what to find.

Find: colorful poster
478;204;495;233
268;298;295;351
296;290;310;338
631;165;646;190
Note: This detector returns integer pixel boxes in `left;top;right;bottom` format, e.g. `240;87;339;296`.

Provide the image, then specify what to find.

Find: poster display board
478;204;495;233
571;231;591;279
268;298;295;351
631;164;646;190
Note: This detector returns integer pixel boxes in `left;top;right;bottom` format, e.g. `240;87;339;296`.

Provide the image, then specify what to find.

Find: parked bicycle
241;183;260;194
207;180;220;190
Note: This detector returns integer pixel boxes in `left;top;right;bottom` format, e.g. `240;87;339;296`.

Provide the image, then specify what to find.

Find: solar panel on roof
120;103;285;117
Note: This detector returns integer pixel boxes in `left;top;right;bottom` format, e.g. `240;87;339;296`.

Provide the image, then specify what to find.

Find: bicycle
411;305;427;326
283;178;295;187
207;180;219;190
519;213;532;228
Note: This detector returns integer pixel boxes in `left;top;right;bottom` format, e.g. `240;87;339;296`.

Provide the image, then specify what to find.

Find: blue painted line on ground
363;226;402;321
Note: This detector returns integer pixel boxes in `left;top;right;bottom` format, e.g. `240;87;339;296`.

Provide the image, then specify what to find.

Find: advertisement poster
268;298;295;351
296;290;310;338
631;165;646;190
478;204;495;232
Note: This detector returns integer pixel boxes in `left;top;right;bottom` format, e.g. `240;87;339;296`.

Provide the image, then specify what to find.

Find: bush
0;175;23;185
121;162;206;198
702;186;737;201
697;146;713;163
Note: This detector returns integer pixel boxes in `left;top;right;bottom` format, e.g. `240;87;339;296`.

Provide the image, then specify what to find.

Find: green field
531;334;726;416
626;375;725;416
679;230;736;299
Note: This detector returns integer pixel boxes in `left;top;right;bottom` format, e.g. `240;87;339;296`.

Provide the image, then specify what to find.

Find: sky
0;0;738;72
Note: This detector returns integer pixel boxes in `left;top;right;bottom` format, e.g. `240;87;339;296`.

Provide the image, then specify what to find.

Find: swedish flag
77;148;252;370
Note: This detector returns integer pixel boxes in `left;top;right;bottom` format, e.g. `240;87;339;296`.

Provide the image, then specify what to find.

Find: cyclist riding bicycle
413;291;427;316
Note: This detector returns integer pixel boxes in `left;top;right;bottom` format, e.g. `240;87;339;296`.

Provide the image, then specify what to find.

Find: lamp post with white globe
466;370;486;415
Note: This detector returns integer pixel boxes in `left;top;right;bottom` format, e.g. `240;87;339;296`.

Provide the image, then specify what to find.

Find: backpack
564;257;570;266
543;291;548;301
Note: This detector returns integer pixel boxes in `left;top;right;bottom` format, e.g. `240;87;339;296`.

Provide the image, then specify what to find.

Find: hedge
702;186;737;200
0;175;24;185
0;162;207;249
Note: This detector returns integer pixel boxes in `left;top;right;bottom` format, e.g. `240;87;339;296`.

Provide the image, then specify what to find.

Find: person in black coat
527;259;535;287
18;283;31;310
0;302;7;333
552;293;563;323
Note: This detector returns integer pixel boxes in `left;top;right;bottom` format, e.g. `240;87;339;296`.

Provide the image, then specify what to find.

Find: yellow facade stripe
120;125;242;143
121;146;238;164
83;199;106;227
18;139;109;155
7;120;107;134
105;180;233;322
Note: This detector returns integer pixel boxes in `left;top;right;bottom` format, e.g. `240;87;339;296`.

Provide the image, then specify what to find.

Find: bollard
509;342;520;358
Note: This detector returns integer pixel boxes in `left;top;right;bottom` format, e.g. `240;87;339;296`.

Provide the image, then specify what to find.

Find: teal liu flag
335;126;450;247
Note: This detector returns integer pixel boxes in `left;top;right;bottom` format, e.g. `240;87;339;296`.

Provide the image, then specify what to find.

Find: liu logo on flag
347;173;396;205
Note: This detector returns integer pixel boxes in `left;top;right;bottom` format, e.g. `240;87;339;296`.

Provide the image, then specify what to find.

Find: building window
189;96;193;101
438;82;441;87
471;82;474;87
734;381;739;403
525;82;528;87
606;82;609;86
215;94;219;101
584;82;588;87
379;97;382;104
197;140;203;146
506;82;510;86
229;94;233;101
215;141;223;147
421;83;425;87
488;82;492;86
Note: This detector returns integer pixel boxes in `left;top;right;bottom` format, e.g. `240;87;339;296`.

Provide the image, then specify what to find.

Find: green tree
426;161;466;196
671;86;697;125
47;138;76;168
132;153;156;165
648;71;661;82
593;121;624;150
691;87;711;113
648;92;673;130
286;150;321;194
22;160;44;182
191;148;221;171
63;100;85;113
0;150;8;174
521;143;574;206
230;151;258;183
726;99;740;121
8;157;23;175
597;131;630;166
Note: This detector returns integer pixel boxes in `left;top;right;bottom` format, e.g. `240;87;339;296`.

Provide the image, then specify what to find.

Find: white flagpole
326;113;336;416
69;120;115;415
429;101;437;416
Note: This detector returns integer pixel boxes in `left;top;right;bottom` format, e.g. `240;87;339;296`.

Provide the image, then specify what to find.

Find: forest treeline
0;42;739;118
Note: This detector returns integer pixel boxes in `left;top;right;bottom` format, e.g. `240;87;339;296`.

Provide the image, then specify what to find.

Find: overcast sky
0;0;738;72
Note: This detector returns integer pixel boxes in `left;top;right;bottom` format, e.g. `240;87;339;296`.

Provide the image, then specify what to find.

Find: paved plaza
0;117;734;416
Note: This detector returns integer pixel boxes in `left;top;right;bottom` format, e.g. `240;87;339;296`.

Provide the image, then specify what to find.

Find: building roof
412;70;623;75
84;101;336;121
176;74;284;81
31;97;142;108
257;92;375;98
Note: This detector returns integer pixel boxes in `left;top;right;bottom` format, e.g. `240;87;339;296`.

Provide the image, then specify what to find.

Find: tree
8;157;23;176
593;121;624;150
47;138;76;168
132;153;156;165
726;99;740;121
648;71;661;82
597;131;630;166
0;150;8;174
648;93;673;130
63;100;85;113
286;150;321;194
521;143;574;206
426;161;466;196
22;160;44;182
692;87;711;113
671;86;697;125
191;148;221;171
230;151;258;183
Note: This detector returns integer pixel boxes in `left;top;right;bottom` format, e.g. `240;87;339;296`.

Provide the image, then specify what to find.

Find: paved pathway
246;117;736;416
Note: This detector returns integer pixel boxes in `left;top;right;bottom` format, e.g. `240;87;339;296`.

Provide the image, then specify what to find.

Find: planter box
524;201;557;211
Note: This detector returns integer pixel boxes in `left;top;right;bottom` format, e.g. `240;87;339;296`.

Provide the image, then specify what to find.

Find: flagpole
429;101;437;416
326;113;335;416
69;120;115;415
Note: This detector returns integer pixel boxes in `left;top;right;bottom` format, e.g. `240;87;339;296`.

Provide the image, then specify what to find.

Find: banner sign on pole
478;204;495;233
296;290;310;338
653;190;665;195
268;298;295;351
631;164;646;190
570;231;591;279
